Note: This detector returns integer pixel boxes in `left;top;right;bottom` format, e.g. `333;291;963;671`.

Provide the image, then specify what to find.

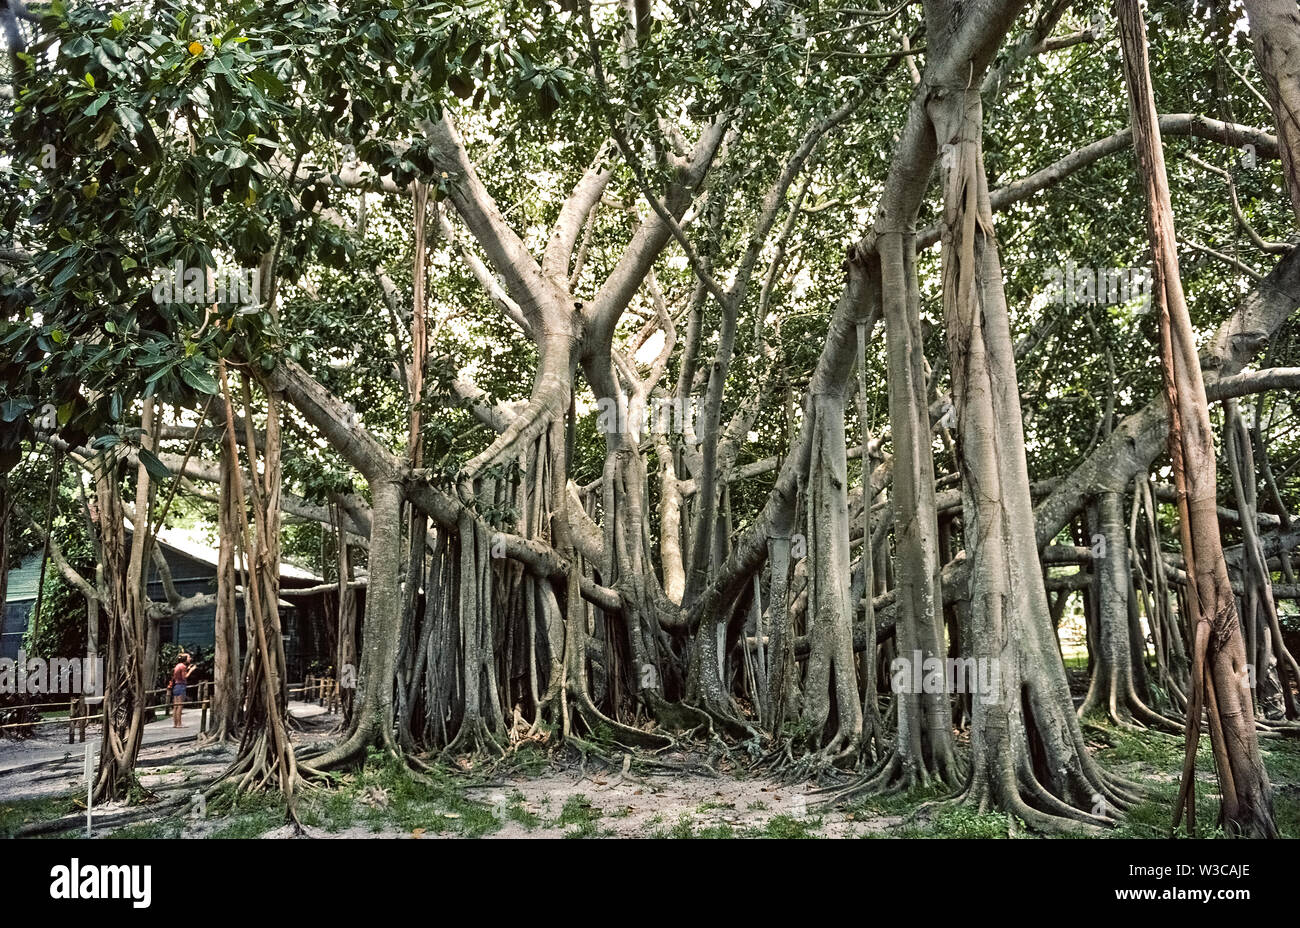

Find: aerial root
440;717;510;768
689;694;759;742
570;690;674;750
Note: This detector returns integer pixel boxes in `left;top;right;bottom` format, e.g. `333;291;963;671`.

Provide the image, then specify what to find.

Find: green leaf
0;398;34;422
178;364;220;394
138;447;172;482
215;147;250;168
116;105;145;135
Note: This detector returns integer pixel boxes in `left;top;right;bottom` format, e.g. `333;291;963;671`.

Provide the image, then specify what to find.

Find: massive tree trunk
1242;0;1300;222
1118;0;1277;838
931;82;1135;831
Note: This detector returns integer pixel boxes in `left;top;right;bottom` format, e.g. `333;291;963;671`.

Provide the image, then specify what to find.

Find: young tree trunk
210;368;300;809
334;507;357;728
1224;401;1300;719
0;479;7;653
1077;490;1180;730
876;229;959;787
210;424;242;742
1117;0;1277;838
94;400;155;802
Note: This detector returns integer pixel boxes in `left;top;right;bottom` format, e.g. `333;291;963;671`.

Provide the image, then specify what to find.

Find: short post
199;681;209;734
67;698;76;744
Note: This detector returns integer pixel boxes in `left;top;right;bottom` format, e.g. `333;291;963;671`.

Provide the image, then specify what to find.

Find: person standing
171;652;195;728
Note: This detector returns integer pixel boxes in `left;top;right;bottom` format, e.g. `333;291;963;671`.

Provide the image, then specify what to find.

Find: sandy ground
460;769;902;838
1;702;899;838
0;702;340;832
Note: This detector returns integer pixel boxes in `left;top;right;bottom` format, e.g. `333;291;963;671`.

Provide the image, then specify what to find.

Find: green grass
183;755;510;839
886;805;1020;839
555;794;608;838
500;789;541;829
0;794;80;838
843;783;946;818
203;789;287;839
1261;736;1300;839
748;813;822;838
1088;720;1299;839
325;756;501;837
1087;723;1213;770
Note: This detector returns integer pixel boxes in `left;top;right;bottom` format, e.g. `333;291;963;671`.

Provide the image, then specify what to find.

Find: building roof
144;523;322;583
5;524;323;604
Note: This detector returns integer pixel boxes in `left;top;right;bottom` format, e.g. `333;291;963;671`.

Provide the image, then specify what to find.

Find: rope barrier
0;700;214;731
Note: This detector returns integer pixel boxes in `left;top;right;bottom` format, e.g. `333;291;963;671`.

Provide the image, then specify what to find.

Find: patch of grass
205;789;286;839
125;773;153;806
1273;789;1299;840
1263;738;1300;839
1088;724;1212;771
208;809;283;839
647;812;700;838
694;822;739;838
556;794;608;837
1261;736;1300;783
503;790;540;829
748;814;822;838
0;794;80;837
503;740;550;777
695;799;733;813
843;783;945;817
302;781;359;832
887;805;1020;839
364;757;500;836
